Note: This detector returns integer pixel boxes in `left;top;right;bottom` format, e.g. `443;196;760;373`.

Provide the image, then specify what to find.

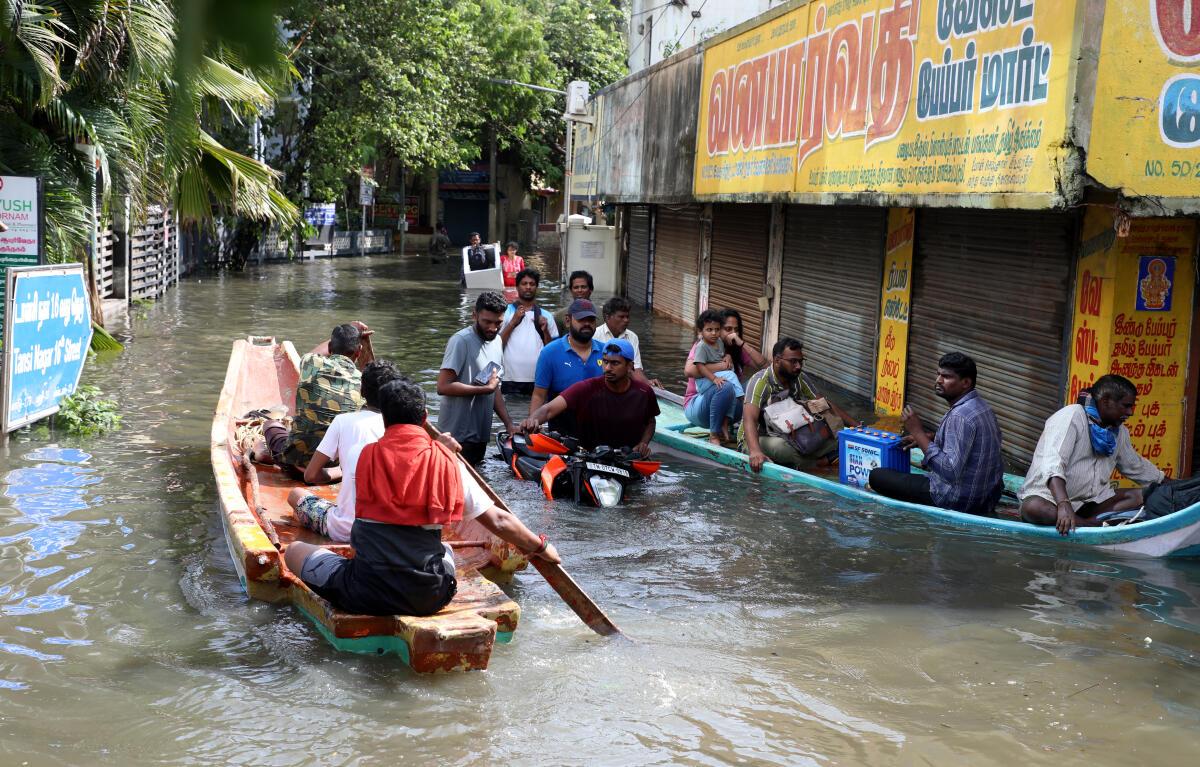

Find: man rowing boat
284;376;560;616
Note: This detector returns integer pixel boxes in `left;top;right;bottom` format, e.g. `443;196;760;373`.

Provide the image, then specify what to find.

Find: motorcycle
496;431;661;507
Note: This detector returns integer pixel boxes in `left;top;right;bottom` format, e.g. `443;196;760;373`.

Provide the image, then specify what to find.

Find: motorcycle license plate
585;462;630;478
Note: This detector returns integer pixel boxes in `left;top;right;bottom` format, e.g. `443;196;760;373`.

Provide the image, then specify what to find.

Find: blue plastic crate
838;427;909;488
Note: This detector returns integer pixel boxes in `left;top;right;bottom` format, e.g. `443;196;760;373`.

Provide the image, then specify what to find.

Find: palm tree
0;0;297;264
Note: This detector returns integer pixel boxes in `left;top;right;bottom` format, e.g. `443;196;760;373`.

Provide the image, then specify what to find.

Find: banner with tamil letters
694;0;1078;199
3;264;94;432
1089;0;1200;198
1067;210;1196;481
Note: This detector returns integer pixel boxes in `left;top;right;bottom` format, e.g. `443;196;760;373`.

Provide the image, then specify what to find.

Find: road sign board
3;264;94;432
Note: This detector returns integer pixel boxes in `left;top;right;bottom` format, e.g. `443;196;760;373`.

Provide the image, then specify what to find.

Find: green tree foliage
284;0;627;201
0;0;297;263
284;0;482;202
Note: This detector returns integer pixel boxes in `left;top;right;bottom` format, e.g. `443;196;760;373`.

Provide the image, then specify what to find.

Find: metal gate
779;205;887;398
652;206;702;325
626;205;652;308
906;208;1075;467
708;204;770;347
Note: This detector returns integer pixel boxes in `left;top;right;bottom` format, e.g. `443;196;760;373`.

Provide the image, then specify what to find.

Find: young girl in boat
284;376;559;616
500;241;525;289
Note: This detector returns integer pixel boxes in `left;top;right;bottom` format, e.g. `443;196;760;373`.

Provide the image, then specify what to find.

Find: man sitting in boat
285;359;399;542
869;352;1004;516
283;377;560;617
1019;374;1164;535
520;339;659;456
260;321;374;476
739;337;859;471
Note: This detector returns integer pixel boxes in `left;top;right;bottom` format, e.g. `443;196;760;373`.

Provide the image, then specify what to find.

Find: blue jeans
695;369;744;398
685;380;744;434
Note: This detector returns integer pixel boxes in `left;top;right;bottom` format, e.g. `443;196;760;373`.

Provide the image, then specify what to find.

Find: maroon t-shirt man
559;376;661;450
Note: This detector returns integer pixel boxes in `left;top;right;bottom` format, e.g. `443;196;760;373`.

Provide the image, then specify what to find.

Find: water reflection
0;254;1197;764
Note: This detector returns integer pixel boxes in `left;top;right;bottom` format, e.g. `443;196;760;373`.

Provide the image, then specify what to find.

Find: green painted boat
652;389;1200;558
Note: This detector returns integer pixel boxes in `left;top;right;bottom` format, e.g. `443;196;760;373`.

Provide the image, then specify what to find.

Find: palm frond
172;130;297;226
0;1;74;104
194;55;271;107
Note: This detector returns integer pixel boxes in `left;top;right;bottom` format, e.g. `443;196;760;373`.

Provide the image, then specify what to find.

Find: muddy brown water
1;254;1198;765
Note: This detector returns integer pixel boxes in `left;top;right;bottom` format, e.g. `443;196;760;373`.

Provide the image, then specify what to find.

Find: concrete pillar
698;203;713;312
763;202;785;355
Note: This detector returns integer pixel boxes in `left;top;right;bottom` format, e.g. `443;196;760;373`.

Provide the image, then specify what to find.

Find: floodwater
2;254;1199;766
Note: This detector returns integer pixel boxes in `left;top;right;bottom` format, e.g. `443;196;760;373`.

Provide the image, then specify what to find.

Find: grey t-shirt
437;327;503;444
694;338;727;365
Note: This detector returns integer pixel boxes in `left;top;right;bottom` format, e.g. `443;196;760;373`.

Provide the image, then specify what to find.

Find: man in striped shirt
869;352;1004;516
739;337;858;470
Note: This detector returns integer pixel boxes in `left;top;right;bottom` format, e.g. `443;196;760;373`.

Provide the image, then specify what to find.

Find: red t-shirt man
522;338;659;455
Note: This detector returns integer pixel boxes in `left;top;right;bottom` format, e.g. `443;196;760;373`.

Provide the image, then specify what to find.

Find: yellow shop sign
694;0;1078;200
1090;0;1200;198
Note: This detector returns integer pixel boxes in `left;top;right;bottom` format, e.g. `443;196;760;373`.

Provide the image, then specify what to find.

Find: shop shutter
907;208;1074;467
779;205;886;398
708;204;771;347
653;205;703;325
626;205;652;308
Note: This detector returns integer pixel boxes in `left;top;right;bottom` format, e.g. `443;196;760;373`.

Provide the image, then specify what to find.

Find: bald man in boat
1019;374;1165;535
284;377;560;616
258;321;375;477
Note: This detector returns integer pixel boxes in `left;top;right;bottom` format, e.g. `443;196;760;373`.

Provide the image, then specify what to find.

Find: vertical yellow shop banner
1090;0;1200;196
1068;209;1196;480
875;208;914;416
1066;209;1118;405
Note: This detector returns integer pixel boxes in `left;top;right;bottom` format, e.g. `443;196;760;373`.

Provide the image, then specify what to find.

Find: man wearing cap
529;298;605;436
522;338;660;456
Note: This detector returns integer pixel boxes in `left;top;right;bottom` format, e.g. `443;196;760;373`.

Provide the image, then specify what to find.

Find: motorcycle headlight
589;476;623;507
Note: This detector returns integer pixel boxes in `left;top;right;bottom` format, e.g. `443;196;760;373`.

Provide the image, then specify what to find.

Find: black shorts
301;548;457;617
500;381;534;396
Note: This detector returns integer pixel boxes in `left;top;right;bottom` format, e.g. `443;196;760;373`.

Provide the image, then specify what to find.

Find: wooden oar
426;423;624;637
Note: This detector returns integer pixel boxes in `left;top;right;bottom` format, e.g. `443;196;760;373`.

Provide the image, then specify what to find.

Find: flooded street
2;254;1199;765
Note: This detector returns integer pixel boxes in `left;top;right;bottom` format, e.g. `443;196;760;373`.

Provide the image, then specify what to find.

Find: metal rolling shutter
708;204;770;347
907;208;1074;467
653;206;702;325
779;205;886;398
626;205;651;308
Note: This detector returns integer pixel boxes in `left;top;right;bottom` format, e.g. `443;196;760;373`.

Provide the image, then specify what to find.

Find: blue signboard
3;265;93;431
304;203;337;226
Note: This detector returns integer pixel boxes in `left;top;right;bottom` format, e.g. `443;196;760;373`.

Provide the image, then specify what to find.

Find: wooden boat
653;390;1200;558
211;337;528;673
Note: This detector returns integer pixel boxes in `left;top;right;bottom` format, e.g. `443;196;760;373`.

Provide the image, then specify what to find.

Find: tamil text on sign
3;264;94;432
694;0;1076;201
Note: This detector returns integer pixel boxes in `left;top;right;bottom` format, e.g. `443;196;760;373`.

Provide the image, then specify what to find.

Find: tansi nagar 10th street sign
3;264;93;432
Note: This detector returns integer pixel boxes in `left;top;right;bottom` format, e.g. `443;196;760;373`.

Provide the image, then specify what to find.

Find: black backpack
510;302;542;325
1141;476;1200;519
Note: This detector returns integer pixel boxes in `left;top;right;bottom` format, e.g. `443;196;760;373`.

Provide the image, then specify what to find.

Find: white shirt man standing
498;267;557;396
593;295;661;388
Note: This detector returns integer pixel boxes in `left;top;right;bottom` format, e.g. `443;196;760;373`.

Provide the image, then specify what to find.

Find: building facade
626;0;787;73
583;0;1200;476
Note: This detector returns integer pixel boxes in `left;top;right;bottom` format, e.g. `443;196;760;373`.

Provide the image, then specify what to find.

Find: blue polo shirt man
530;298;604;436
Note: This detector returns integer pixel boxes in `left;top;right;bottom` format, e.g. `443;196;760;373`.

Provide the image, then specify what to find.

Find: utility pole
480;77;591;278
561;80;593;281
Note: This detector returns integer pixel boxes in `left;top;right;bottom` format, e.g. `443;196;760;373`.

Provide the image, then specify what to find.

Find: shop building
582;0;1200;474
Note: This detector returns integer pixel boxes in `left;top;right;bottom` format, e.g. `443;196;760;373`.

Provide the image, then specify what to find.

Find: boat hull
211;338;526;672
652;392;1200;558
